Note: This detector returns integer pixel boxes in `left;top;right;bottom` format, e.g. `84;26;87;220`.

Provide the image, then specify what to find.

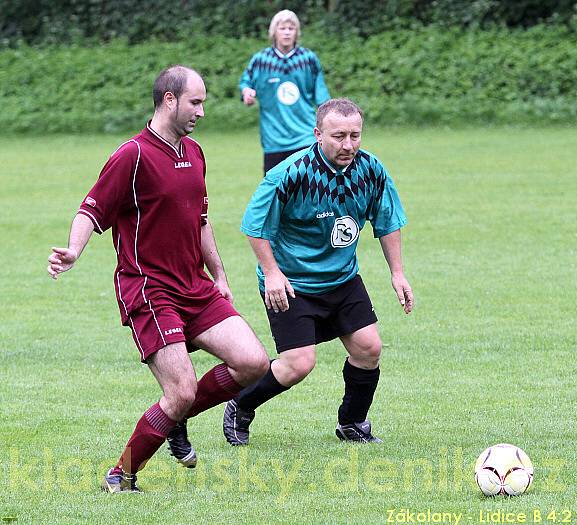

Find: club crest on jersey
277;81;300;105
175;161;192;169
331;216;359;248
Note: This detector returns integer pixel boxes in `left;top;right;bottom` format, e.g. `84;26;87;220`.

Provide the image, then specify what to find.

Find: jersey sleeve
369;164;408;238
239;53;258;100
240;170;286;241
312;53;331;106
77;141;138;234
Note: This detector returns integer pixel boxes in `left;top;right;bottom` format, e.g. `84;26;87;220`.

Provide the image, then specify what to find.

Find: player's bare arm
47;213;95;280
246;236;295;313
378;229;414;314
200;219;233;303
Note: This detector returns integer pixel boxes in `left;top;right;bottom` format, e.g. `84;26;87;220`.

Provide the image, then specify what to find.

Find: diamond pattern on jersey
248;48;320;78
275;145;385;206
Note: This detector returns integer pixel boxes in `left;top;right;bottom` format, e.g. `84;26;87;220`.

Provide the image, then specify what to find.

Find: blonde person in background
240;9;331;174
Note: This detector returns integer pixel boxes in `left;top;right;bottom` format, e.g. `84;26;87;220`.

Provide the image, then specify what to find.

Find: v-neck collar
314;143;354;175
273;46;297;59
145;121;184;159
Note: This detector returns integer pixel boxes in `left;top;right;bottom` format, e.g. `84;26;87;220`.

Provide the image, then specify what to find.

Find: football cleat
101;468;141;493
166;420;197;468
223;399;255;446
335;420;383;443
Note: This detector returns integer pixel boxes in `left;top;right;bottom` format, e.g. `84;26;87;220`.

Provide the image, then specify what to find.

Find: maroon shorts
127;293;239;362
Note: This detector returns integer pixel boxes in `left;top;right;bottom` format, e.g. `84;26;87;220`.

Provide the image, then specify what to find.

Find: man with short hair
222;98;414;445
48;65;269;492
240;9;330;174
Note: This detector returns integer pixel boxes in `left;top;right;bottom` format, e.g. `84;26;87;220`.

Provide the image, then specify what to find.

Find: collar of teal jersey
315;143;354;174
273;46;297;59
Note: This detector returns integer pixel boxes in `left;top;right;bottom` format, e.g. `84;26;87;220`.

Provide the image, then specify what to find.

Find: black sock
236;361;290;411
338;359;380;425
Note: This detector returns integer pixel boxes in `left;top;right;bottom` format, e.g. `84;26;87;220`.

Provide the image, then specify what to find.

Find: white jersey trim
146;122;183;158
130;139;151;309
128;138;164;346
111;139;137;157
273;47;297;59
129;317;145;361
115;234;129;317
131;140;143;276
148;301;166;347
183;135;202;152
77;209;103;234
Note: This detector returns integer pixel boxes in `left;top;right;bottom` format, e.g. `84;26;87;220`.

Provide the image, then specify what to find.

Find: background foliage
1;0;576;45
0;24;575;133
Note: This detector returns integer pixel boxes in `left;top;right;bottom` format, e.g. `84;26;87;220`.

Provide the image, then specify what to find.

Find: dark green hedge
1;0;576;45
1;26;575;133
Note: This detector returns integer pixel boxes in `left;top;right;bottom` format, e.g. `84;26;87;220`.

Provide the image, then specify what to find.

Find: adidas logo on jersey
316;211;334;219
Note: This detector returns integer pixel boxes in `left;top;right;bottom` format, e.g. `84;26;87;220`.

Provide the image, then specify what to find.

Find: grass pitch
0;127;576;524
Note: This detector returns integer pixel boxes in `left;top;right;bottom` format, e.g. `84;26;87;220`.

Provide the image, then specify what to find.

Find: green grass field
1;127;576;524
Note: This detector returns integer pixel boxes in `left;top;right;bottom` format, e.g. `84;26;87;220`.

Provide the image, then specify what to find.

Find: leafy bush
0;26;575;133
1;0;576;46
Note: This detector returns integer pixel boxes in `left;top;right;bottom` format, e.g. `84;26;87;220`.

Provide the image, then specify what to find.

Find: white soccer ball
475;443;533;496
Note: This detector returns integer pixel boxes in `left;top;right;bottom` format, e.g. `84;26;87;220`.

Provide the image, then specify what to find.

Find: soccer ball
475;443;533;496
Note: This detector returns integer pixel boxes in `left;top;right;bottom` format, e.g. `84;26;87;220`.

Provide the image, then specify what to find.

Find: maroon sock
113;402;176;475
186;363;242;418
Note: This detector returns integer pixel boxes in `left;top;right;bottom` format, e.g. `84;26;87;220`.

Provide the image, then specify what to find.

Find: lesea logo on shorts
164;327;183;336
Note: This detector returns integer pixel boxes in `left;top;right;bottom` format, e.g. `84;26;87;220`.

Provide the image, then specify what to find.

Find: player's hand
264;270;295;313
242;88;257;106
47;247;78;280
391;273;413;314
214;278;234;304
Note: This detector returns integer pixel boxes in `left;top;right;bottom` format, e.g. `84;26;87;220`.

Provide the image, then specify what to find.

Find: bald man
48;65;268;493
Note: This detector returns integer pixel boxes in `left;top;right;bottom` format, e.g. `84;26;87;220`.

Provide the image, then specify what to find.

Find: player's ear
163;91;177;110
313;127;322;143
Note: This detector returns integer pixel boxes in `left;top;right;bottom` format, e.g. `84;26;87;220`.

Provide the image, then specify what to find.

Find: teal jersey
240;46;330;154
241;144;408;294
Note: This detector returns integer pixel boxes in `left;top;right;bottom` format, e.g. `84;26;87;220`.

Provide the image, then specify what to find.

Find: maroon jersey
78;123;217;324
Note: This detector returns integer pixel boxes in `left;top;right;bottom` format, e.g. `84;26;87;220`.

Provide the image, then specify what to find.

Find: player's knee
256;352;270;377
288;352;316;381
246;351;270;381
232;348;269;384
353;338;382;363
367;340;382;360
167;383;197;417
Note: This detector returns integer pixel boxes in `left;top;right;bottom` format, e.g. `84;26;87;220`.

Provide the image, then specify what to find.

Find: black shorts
264;146;309;174
262;275;378;353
